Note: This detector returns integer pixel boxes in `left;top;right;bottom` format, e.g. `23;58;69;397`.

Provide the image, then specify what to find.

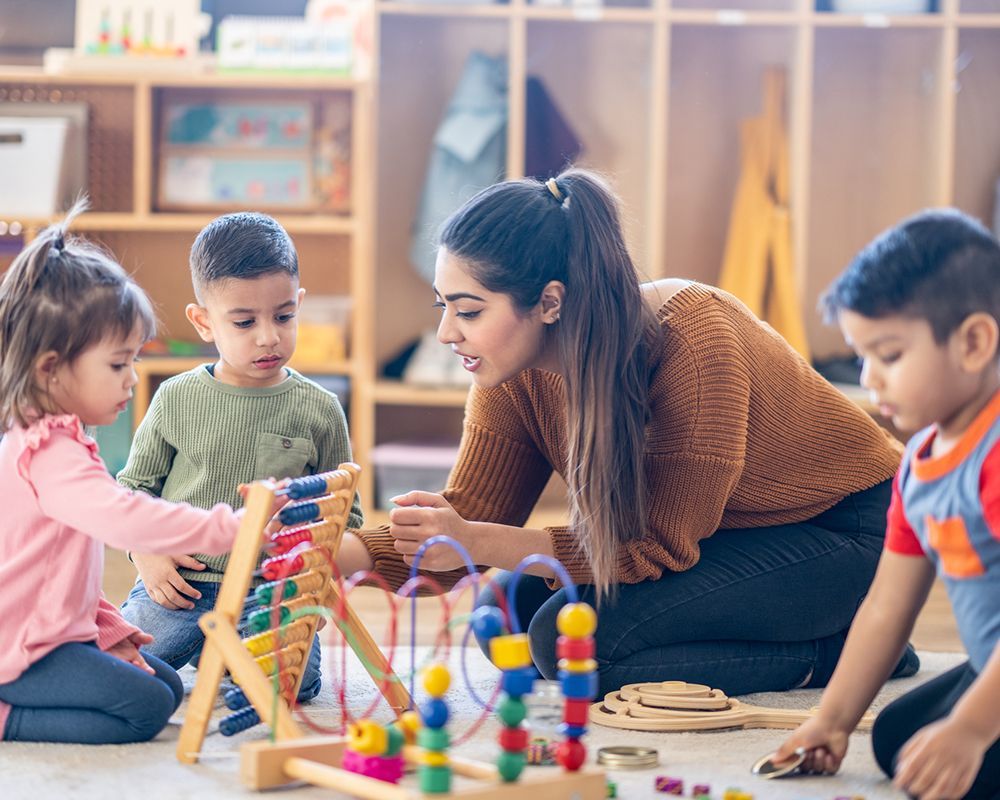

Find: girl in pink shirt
0;203;243;744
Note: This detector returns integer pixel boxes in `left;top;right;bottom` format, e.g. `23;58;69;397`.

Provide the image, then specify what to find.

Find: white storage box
371;440;460;509
0;117;70;217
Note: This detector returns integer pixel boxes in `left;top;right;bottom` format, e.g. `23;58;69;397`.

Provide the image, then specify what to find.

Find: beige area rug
0;648;966;800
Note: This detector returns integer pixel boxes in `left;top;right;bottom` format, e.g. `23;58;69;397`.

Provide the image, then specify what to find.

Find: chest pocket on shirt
254;433;315;481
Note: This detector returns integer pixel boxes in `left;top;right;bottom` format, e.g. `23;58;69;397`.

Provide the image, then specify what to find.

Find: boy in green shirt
119;212;362;702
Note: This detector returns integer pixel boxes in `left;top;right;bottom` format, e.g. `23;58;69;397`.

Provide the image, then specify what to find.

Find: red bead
556;737;587;771
563;698;590;726
556;635;595;661
498;725;529;752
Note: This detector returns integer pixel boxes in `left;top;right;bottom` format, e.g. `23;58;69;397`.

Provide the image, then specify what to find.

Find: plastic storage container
371;440;460;509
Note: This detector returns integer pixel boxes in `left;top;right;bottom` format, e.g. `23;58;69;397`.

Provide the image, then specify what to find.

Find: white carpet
0;648;966;800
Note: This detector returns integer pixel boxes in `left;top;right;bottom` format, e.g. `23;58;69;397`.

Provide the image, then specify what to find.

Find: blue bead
558;670;599;700
558;723;588;739
470;606;505;642
279;501;320;525
223;687;249;710
501;666;537;698
420;697;450;729
220;707;261;736
286;474;327;499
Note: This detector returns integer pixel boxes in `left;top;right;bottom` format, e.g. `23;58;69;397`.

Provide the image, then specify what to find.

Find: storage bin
371;440;460;509
0;116;70;216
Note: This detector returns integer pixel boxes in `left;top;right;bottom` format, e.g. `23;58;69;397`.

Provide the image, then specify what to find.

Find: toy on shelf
590;680;876;733
176;463;411;763
196;510;607;798
75;0;209;57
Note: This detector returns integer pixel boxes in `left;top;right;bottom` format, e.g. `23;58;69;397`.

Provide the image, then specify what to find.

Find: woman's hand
893;717;988;799
106;631;156;675
772;715;850;776
388;491;475;571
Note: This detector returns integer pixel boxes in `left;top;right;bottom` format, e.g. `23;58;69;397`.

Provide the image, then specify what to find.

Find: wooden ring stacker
588;681;876;732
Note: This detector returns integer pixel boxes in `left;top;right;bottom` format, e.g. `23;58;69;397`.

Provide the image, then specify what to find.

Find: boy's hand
773;716;850;776
893;717;987;799
132;552;205;610
106;631;155;675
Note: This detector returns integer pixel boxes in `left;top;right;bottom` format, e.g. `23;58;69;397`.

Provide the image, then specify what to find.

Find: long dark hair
0;199;156;429
439;168;659;598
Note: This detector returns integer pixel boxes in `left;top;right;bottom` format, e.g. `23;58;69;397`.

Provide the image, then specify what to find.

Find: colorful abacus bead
555;602;598;773
490;633;534;783
654;775;683;794
418;664;452;795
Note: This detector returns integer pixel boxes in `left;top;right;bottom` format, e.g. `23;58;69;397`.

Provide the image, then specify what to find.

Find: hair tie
545;178;564;203
49;233;65;259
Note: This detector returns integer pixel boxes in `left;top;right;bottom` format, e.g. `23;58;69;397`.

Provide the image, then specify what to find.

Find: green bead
606;780;618;798
419;765;452;794
385;723;405;757
497;750;526;783
417;726;450;751
497;696;527;727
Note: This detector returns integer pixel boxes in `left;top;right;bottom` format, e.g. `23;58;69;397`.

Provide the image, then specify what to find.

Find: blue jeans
121;579;322;702
476;480;910;696
0;642;183;743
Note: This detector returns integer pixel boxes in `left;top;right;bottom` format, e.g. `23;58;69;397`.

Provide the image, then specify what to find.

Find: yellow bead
557;657;598;674
421;750;450;767
489;633;532;670
556;603;597;638
399;709;422;743
348;719;388;755
422;663;452;698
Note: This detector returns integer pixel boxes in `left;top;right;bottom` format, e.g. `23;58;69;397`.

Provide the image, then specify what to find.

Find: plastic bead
557;657;598;674
556;603;597;639
498;725;529;751
556;635;595;661
420;751;449;768
500;666;537;698
419;697;450;729
563;698;590;726
422;663;451;697
255;577;298;606
556;737;587;771
490;633;532;670
417;726;450;751
497;749;527;782
418;764;452;794
470;605;505;641
248;604;291;633
606;780;618;798
223;687;249;710
558;669;599;700
385;724;405;757
497;696;527;727
399;709;422;743
557;722;588;740
286;474;328;499
348;719;388;755
219;706;261;736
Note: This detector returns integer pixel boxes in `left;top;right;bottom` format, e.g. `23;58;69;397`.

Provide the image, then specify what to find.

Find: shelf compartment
375;380;471;407
807;26;947;358
671;0;797;13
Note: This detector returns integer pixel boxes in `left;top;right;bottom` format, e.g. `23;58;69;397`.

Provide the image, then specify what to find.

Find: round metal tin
596;746;660;769
751;747;806;779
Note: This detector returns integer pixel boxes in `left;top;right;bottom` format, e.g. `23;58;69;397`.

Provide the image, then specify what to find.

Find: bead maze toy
589;680;876;732
176;463;411;763
182;507;607;798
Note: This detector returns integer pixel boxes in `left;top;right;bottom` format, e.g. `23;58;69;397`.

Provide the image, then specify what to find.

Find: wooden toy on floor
590;680;876;732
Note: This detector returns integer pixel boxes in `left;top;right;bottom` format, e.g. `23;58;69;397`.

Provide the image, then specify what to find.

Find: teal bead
419;765;452;793
385;723;405;757
417;726;450;751
497;696;527;727
497;750;527;783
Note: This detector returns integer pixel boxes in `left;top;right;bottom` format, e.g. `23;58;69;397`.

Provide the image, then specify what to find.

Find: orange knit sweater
359;283;903;589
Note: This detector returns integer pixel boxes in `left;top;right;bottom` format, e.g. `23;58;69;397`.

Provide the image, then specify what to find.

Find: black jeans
873;661;1000;799
476;479;894;696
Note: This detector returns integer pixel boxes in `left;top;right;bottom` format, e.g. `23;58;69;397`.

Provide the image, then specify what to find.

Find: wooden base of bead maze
241;735;608;799
589;681;876;732
176;464;412;764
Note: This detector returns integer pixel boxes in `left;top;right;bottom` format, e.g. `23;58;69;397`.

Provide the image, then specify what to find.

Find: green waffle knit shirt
117;364;363;582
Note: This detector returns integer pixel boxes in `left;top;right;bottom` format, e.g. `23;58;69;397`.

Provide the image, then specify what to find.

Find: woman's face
433;249;555;388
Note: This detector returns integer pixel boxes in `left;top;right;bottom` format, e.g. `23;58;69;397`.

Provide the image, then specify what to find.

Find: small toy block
654;775;683;793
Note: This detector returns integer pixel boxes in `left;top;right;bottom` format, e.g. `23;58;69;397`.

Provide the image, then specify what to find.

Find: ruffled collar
16;414;98;481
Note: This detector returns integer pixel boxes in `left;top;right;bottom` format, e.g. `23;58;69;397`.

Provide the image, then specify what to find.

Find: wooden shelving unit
2;0;998;519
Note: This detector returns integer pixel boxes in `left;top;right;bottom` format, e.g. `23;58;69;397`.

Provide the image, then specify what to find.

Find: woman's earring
552;312;561;322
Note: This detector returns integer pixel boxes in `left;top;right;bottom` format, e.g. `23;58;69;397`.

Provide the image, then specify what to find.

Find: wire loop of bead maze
175;471;607;799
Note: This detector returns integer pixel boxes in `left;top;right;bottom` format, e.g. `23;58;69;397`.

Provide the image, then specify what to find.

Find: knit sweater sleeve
357;383;555;590
116;384;174;497
548;308;749;584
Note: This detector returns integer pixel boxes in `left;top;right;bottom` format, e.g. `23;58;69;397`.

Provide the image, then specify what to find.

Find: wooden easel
176;464;412;764
718;67;810;360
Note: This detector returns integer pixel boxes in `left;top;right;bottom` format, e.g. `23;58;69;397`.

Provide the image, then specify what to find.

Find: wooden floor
103;548;963;652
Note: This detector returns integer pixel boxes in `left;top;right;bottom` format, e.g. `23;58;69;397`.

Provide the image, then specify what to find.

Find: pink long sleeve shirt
0;415;241;734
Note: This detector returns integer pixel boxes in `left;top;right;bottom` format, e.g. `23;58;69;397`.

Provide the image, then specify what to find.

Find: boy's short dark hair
189;212;298;300
821;208;1000;343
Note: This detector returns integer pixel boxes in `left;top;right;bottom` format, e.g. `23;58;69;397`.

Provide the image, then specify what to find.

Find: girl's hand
106;631;155;675
893;717;987;799
388;491;474;571
772;716;850;776
133;553;205;610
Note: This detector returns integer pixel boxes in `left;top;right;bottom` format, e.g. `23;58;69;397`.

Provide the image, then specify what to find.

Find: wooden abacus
176;463;412;763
